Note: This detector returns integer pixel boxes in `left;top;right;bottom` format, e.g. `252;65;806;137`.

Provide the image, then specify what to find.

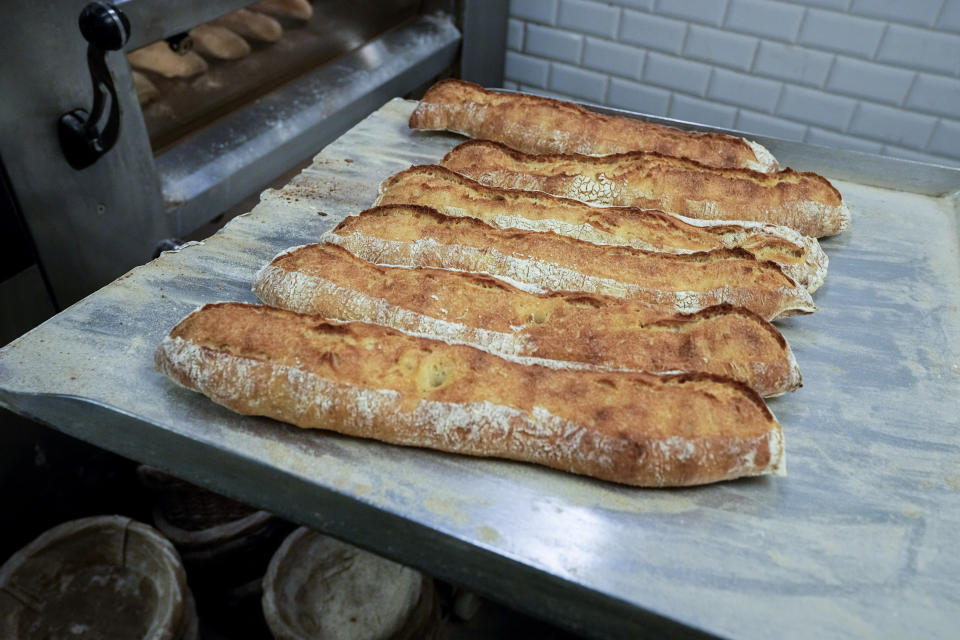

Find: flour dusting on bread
156;314;786;488
323;228;817;319
254;264;533;357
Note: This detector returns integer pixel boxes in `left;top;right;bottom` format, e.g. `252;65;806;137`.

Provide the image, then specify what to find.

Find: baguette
253;243;802;397
155;303;785;487
213;9;283;43
189;24;251;60
127;41;208;78
376;165;828;292
252;0;313;20
442;140;850;238
131;70;158;106
409;79;778;173
323;205;817;321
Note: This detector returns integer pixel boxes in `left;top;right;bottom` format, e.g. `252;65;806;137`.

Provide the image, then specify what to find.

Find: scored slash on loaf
323;204;817;321
442;140;850;238
155;303;785;487
253;243;802;397
409;79;779;173
376;165;828;292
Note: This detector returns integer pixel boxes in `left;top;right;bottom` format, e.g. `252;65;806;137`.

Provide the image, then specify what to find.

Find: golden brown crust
155;302;785;487
212;9;283;43
253;243;801;396
441;140;850;237
324;205;817;321
188;24;252;61
376;164;828;291
409;79;777;172
251;0;312;20
127;41;208;78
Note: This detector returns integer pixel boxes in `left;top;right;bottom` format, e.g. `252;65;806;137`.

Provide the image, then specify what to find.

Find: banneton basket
137;465;260;533
0;515;198;640
451;588;483;621
137;465;290;568
262;527;444;640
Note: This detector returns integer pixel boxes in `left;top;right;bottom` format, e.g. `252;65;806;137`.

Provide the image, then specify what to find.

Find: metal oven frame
0;0;505;325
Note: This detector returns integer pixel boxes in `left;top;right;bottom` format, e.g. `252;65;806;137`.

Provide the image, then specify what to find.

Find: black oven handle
57;2;130;171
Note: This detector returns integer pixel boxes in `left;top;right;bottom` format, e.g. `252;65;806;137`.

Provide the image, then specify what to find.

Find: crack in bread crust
325;205;817;321
252;244;802;396
376;165;828;292
155;303;785;487
441;140;850;238
409;79;779;173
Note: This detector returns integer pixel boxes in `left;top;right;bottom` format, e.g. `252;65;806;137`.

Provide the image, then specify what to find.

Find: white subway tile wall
503;0;960;166
583;37;645;77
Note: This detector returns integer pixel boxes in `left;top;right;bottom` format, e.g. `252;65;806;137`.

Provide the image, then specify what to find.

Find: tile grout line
638;46;649;82
771;76;788;116
792;7;808;44
920;117;939;152
747;38;760;74
767;82;785;116
871;22;889;60
820;54;838;90
900;72;919;109
843;101;860;134
721;0;733;27
932;0;947;27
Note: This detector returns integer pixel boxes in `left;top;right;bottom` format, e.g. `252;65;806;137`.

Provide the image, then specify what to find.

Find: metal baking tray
2;98;958;639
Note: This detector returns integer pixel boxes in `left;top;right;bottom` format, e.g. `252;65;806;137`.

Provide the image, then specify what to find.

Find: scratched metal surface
2;99;959;640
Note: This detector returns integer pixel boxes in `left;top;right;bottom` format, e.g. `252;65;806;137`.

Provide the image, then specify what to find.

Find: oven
0;0;505;331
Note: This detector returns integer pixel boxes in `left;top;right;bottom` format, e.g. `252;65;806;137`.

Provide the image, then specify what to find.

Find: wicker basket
0;515;197;639
137;465;293;596
262;527;444;640
137;465;260;534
